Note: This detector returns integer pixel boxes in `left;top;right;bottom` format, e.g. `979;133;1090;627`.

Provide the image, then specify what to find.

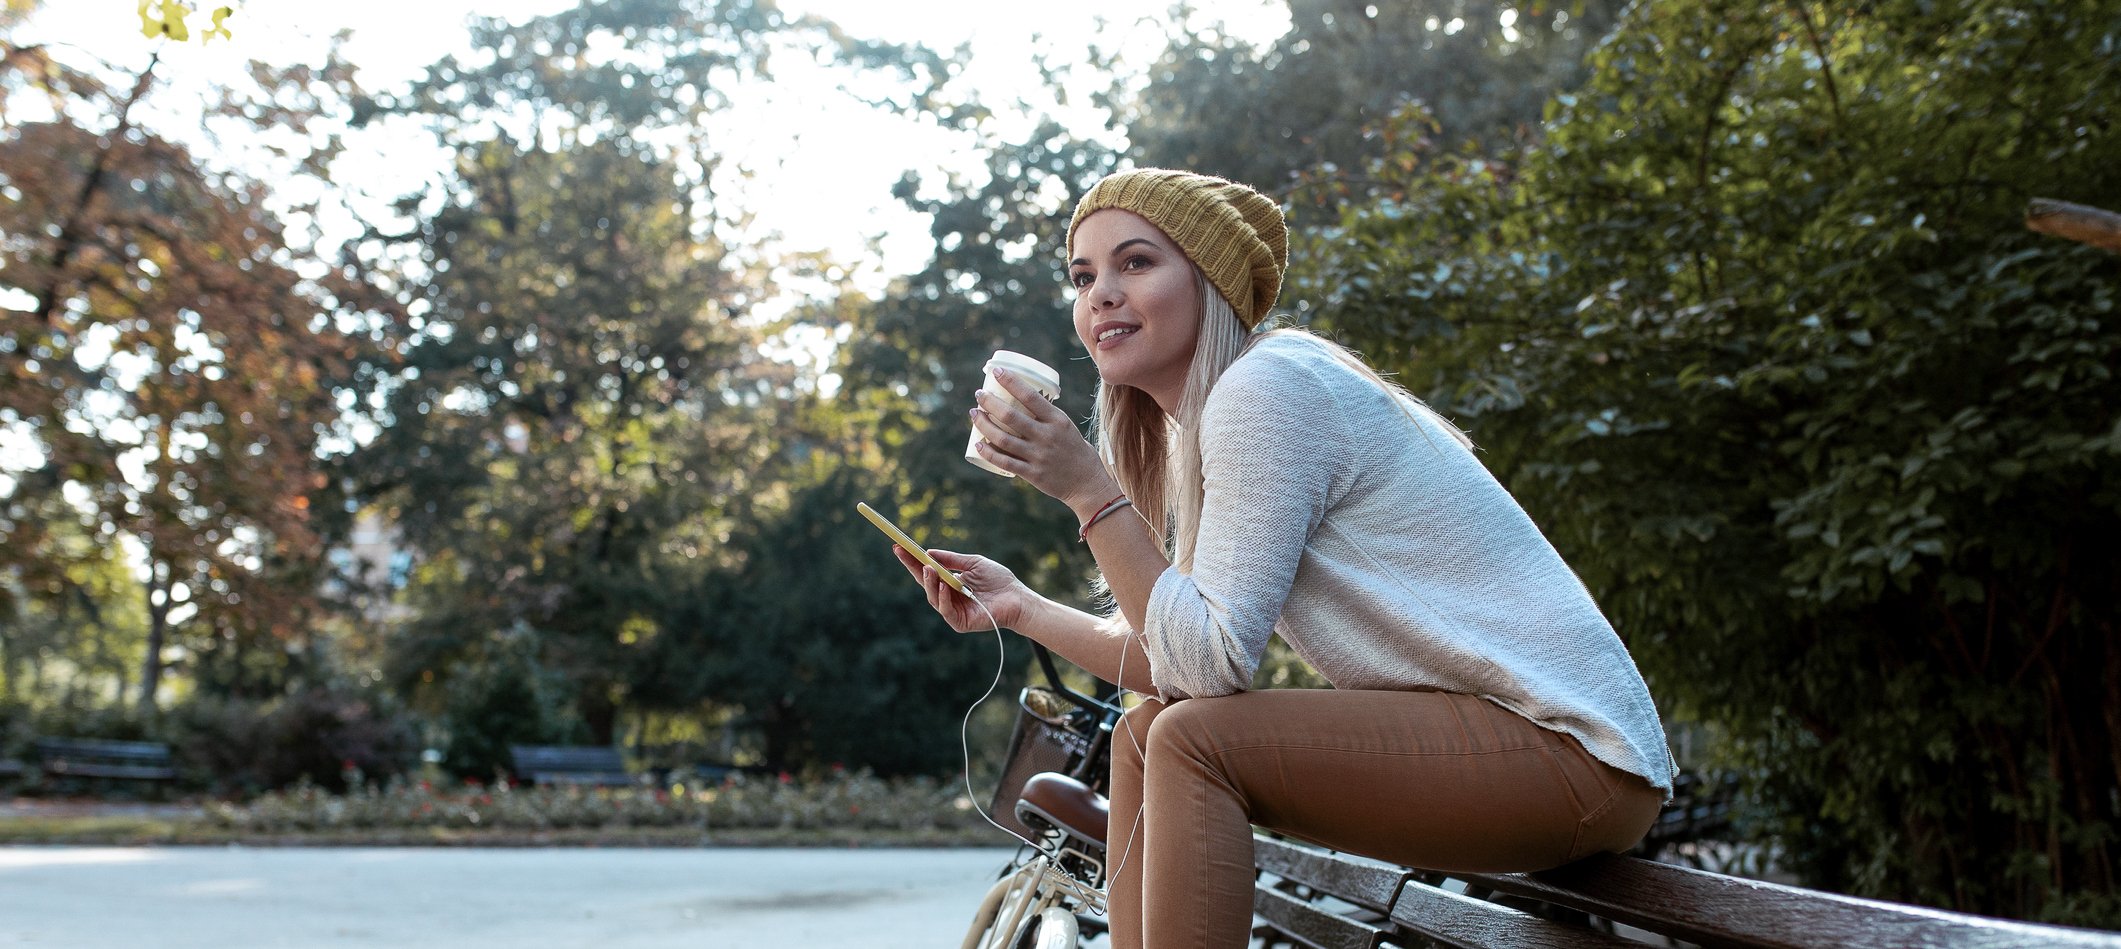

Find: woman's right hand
891;545;1035;633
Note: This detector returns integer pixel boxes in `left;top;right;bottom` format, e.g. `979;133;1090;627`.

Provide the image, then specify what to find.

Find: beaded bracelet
1079;494;1134;543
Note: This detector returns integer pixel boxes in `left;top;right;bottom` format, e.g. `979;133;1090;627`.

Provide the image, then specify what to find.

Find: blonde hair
1091;269;1471;574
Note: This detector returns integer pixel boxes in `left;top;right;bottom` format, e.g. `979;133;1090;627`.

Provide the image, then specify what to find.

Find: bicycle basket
988;686;1094;840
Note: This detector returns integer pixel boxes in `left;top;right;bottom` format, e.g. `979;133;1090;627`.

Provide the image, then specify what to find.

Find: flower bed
205;771;994;838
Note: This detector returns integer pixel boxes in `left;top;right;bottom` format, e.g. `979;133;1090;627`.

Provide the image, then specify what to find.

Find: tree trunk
2025;198;2121;253
761;700;800;775
581;680;616;746
137;569;168;713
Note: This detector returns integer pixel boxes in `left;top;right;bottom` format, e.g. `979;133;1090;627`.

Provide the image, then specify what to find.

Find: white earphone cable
957;587;1043;849
951;578;1151;907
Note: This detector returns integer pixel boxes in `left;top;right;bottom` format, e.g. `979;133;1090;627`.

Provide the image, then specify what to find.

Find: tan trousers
1103;689;1663;949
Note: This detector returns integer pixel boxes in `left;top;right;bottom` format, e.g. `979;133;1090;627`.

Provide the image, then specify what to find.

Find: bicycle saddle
1014;772;1108;847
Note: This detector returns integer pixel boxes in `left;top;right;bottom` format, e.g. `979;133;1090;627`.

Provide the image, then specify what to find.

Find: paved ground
0;846;1023;947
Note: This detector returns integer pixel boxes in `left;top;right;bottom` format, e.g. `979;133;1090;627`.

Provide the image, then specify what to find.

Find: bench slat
1388;879;1644;949
508;745;633;787
36;738;173;760
43;762;177;780
34;738;175;782
1255;884;1388;949
1458;854;2121;949
526;771;634;786
1256;835;1412;914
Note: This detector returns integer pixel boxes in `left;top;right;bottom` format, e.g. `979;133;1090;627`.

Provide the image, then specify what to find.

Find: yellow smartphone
856;501;966;593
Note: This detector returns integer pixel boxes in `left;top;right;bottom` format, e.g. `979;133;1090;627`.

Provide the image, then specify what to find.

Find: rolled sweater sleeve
1141;347;1347;699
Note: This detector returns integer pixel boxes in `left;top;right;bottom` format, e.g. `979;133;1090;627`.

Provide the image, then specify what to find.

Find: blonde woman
894;168;1675;948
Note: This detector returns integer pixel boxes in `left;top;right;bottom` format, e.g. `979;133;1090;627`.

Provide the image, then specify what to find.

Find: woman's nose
1090;277;1121;309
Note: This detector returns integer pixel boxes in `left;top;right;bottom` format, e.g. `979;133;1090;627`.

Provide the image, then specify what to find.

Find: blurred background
0;0;2115;928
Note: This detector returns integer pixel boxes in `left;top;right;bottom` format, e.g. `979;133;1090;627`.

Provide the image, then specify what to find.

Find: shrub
167;683;420;794
438;647;586;782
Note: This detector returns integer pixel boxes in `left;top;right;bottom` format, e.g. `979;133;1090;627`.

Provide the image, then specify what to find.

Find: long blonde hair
1091;268;1471;573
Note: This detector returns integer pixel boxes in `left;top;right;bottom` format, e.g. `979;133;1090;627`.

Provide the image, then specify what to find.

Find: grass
0;814;185;845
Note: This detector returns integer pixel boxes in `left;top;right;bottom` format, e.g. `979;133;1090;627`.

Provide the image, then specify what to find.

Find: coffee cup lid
985;350;1060;394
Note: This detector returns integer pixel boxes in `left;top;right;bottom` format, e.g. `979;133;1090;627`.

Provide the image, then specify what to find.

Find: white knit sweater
1139;334;1676;793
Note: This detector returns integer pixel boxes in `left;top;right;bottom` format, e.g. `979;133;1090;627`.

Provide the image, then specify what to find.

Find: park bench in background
33;737;177;788
507;744;635;787
1251;833;2121;948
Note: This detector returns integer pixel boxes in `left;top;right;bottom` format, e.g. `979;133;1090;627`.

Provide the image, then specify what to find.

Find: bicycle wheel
1007;905;1080;949
962;872;1017;949
965;860;1054;949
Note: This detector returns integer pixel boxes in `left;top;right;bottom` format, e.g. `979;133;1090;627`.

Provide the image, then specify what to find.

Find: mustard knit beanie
1067;168;1288;331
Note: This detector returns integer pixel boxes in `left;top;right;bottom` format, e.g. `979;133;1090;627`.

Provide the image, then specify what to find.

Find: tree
342;0;951;750
1302;0;2120;924
1111;0;1625;195
839;121;1120;586
0;44;378;711
640;450;1005;776
347;130;768;743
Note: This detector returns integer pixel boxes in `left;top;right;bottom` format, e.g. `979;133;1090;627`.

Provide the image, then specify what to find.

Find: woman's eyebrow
1071;237;1162;268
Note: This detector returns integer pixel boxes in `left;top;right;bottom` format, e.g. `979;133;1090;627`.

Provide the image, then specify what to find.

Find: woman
893;168;1674;948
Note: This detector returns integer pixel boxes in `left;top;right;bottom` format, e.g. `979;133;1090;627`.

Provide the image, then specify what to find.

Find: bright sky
17;0;1292;291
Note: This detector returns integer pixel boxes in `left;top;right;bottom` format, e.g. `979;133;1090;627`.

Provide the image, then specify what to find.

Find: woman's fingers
972;391;1040;442
969;407;1025;451
893;547;936;596
992;368;1060;422
891;544;926;581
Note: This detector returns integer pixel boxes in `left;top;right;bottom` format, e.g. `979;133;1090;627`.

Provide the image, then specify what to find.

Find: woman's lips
1093;322;1139;350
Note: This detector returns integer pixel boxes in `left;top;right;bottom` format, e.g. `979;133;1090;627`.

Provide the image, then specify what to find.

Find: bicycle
961;643;1125;949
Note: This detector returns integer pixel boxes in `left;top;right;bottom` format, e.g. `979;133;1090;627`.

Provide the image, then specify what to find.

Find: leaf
158;0;190;41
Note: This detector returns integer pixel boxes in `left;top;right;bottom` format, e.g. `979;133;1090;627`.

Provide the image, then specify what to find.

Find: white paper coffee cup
966;350;1061;477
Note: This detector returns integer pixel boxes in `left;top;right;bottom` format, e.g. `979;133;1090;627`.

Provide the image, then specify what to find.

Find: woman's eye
1123;255;1151;271
1070;271;1094;288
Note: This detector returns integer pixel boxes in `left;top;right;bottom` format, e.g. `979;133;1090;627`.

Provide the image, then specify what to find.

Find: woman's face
1069;209;1203;413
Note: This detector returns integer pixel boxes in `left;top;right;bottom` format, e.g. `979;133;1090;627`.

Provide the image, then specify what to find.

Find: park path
0;845;1020;947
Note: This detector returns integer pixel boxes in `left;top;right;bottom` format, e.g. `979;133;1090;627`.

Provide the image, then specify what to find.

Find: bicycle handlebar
1030;640;1126;718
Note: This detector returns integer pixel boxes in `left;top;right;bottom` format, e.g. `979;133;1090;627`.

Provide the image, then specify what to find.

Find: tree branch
33;55;160;328
2026;198;2121;254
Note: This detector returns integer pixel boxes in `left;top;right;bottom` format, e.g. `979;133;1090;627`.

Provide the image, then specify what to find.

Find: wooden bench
1250;834;2121;948
507;744;635;787
33;737;177;784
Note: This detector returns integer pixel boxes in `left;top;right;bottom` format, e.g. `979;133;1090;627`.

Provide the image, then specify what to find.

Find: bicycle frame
961;845;1108;949
963;642;1125;949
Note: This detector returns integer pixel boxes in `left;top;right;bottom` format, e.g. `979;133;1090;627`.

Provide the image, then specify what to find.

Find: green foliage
840;121;1118;589
1116;0;1625;195
343;0;808;743
636;454;1008;776
1303;0;2120;922
345;0;987;777
351;132;759;743
436;636;585;782
0;515;148;707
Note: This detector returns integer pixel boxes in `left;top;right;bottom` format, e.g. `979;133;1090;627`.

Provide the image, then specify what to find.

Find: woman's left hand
972;368;1118;514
